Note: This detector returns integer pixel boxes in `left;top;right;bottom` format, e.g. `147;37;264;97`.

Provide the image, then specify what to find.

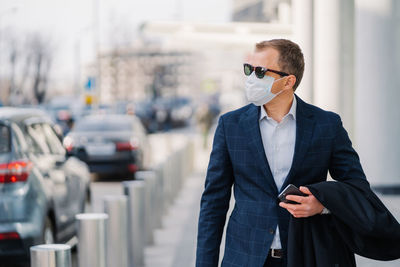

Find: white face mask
245;73;285;106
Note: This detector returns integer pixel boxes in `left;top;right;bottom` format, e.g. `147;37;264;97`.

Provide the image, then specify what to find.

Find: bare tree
1;29;22;105
28;33;53;104
2;30;54;105
8;39;18;99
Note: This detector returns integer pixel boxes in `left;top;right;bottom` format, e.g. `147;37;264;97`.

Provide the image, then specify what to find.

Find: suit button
269;228;275;235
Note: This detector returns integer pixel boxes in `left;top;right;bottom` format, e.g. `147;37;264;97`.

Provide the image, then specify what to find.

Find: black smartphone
278;184;308;204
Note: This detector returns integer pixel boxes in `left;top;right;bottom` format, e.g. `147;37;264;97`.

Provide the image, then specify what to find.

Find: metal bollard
178;148;185;188
123;180;146;267
182;144;189;180
171;152;178;199
135;171;157;245
172;151;180;195
153;167;163;228
103;195;129;267
30;244;71;267
188;139;195;174
173;150;182;196
154;163;166;222
162;159;173;207
75;213;108;267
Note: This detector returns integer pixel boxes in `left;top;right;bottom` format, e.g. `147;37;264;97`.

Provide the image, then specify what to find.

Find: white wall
354;0;400;185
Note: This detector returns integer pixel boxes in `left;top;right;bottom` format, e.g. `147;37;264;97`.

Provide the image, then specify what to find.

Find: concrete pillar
313;0;355;136
354;0;400;186
292;0;314;103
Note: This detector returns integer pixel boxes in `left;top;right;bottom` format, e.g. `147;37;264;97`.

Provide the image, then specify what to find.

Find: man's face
246;48;288;95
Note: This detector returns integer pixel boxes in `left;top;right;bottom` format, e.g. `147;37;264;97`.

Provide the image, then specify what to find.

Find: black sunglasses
243;63;289;79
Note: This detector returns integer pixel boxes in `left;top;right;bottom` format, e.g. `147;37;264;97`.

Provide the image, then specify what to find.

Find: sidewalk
144;134;208;267
144;170;204;267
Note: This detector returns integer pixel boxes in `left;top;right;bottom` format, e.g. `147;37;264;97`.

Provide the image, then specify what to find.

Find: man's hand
279;186;324;218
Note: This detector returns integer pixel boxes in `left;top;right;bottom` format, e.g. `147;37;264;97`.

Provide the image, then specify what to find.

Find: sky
0;0;232;88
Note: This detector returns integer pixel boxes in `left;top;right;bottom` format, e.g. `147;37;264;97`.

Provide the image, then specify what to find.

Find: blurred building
79;0;399;188
233;0;291;24
92;47;195;104
140;21;292;112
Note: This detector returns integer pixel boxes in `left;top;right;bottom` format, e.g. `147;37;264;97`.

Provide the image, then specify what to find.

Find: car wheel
42;217;55;244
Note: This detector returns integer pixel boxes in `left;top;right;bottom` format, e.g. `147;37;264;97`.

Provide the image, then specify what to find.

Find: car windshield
0;125;10;153
74;117;132;132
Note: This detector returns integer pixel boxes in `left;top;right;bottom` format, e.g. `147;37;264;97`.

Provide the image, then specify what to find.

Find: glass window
74;118;133;132
10;123;29;156
26;124;50;154
0;125;10;153
25;123;65;155
41;124;66;155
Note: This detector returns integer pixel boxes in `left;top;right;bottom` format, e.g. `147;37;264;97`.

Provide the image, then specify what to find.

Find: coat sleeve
196;116;234;267
328;114;367;182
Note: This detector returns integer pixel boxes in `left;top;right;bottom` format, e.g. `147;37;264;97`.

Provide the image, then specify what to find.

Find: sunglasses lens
244;64;253;76
255;67;266;79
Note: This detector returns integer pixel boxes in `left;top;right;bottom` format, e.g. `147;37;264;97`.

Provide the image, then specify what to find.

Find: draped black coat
287;178;400;267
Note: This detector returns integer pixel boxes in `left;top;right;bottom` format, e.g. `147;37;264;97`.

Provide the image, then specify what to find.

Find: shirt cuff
321;207;331;215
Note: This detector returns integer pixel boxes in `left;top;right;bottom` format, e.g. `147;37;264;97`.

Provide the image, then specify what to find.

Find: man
196;39;368;267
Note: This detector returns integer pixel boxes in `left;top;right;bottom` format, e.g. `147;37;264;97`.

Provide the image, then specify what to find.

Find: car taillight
116;142;137;151
128;164;138;173
0;160;32;183
65;144;74;152
0;232;20;240
63;136;74;152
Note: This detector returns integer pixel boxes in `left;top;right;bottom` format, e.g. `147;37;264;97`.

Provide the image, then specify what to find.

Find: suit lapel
282;96;315;190
239;104;278;195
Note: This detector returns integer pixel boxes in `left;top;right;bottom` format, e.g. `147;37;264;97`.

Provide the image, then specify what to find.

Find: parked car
0;108;91;267
63;114;151;178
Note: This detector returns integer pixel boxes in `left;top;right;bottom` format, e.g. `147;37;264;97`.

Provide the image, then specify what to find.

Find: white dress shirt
259;97;297;249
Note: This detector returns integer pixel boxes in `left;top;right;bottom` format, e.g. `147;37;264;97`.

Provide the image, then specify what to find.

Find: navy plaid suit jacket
196;95;367;267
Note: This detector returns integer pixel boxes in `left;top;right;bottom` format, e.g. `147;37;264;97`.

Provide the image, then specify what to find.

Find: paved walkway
144;170;204;267
144;133;207;267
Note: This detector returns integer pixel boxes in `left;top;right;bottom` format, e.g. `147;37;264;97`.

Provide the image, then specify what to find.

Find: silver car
0;108;91;267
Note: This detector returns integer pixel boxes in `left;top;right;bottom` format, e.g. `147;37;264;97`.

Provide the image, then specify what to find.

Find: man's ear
285;75;296;89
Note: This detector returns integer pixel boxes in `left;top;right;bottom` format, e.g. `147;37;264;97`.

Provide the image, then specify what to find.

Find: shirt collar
259;96;297;122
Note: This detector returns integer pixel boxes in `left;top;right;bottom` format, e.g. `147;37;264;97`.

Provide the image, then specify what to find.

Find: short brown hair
255;39;304;90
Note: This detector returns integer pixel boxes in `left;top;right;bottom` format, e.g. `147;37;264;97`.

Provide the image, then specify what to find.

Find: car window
74;118;132;132
0;125;10;153
26;124;50;154
10;123;29;156
41;124;66;155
